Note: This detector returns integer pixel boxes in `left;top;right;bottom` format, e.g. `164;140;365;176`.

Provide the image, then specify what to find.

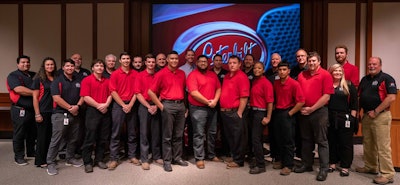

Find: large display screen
152;3;300;69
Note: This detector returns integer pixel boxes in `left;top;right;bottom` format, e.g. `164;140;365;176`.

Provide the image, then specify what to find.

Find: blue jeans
189;105;217;160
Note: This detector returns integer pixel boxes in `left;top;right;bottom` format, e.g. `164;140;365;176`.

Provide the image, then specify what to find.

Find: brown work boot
154;159;164;165
196;160;205;169
107;161;118;170
373;176;394;185
272;161;282;169
226;161;242;169
355;166;378;174
141;162;150;170
130;157;141;166
224;157;233;163
280;167;292;176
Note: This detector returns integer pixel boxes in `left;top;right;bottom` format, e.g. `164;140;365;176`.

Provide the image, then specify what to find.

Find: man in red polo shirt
294;52;334;181
134;54;163;170
335;45;359;87
273;62;305;176
108;52;139;170
80;59;112;173
148;51;188;172
219;55;250;169
187;55;221;169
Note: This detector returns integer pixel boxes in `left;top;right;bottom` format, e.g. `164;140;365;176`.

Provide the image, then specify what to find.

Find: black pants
298;107;329;170
328;111;354;168
82;106;111;165
221;110;244;165
251;110;266;168
242;107;253;158
161;101;186;163
273;109;295;168
34;112;52;166
10;105;36;160
138;104;161;163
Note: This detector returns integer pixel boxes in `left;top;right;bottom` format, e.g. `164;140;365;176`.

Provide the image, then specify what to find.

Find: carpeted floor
0;139;398;185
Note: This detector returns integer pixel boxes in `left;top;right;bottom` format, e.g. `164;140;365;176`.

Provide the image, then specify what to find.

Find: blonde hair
329;64;349;95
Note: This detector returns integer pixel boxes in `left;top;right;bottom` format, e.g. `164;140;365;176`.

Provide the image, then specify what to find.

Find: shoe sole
15;162;28;166
46;169;57;176
373;179;394;184
65;163;83;167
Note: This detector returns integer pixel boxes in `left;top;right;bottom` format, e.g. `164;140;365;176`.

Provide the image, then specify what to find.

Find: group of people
6;45;397;184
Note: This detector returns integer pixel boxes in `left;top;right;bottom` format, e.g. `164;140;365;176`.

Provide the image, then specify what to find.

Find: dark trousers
10;105;36;160
82;107;111;165
294;112;302;158
273;109;295;168
242;107;253;158
328;111;354;168
298;107;329;170
190;105;217;160
110;101;138;161
34;112;52;166
161;101;186;163
138;104;161;163
268;112;277;159
251;110;266;168
221;110;244;165
47;113;80;165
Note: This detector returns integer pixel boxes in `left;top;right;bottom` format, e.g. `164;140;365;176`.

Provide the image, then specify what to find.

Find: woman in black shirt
327;64;358;177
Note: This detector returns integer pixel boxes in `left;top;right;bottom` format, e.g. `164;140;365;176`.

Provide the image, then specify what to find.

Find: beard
198;67;207;73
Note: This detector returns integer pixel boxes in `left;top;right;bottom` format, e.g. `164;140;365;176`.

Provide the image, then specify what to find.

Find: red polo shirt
273;77;305;109
220;70;250;108
187;69;221;106
134;70;155;101
250;76;274;108
298;67;334;107
343;61;359;87
149;67;186;100
109;67;138;101
80;74;110;103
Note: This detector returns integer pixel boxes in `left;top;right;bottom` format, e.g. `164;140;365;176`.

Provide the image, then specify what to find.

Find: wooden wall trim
18;3;23;56
355;1;361;68
92;2;97;59
366;0;373;73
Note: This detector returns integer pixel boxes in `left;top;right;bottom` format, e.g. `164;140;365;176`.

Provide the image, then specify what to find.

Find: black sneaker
15;158;28;166
85;165;93;173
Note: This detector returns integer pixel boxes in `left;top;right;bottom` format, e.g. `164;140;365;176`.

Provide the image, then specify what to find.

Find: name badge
19;109;25;117
345;120;350;128
64;117;69;126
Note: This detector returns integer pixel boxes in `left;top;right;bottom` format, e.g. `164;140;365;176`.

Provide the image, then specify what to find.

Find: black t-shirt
31;78;53;113
359;71;397;112
6;69;36;109
328;81;358;112
51;73;82;113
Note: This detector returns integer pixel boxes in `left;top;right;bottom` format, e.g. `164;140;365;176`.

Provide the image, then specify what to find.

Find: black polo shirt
359;71;397;112
6;69;36;109
31;78;53;113
51;73;82;113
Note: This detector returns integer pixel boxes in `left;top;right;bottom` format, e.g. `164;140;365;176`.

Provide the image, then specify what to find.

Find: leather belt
220;108;238;112
162;100;183;104
251;107;266;111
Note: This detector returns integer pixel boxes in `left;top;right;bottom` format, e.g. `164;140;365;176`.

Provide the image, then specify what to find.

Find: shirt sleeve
50;77;61;96
79;77;90;97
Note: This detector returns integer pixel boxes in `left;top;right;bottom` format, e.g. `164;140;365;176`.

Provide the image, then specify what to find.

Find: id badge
19;109;25;117
63;117;69;126
345;120;350;128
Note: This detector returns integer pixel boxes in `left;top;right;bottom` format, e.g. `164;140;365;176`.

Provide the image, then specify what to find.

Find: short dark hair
17;55;30;64
186;49;195;55
213;54;222;61
229;55;241;63
119;52;131;59
197;55;208;60
62;58;75;67
308;51;321;62
91;59;105;68
335;45;348;53
245;54;254;60
167;50;178;57
144;53;155;61
278;61;290;68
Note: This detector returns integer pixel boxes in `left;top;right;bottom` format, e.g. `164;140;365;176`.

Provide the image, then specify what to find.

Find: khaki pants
361;111;395;179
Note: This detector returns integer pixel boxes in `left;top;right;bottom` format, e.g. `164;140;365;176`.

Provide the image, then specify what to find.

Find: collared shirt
31;78;53;113
250;76;274;108
6;69;36;109
134;70;155;101
149;67;186;101
264;68;279;84
80;74;110;104
179;62;196;78
210;67;228;84
109;67;138;101
290;64;308;80
343;61;360;88
359;71;397;112
220;70;250;108
274;77;305;109
187;69;221;106
51;73;82;113
297;67;334;107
